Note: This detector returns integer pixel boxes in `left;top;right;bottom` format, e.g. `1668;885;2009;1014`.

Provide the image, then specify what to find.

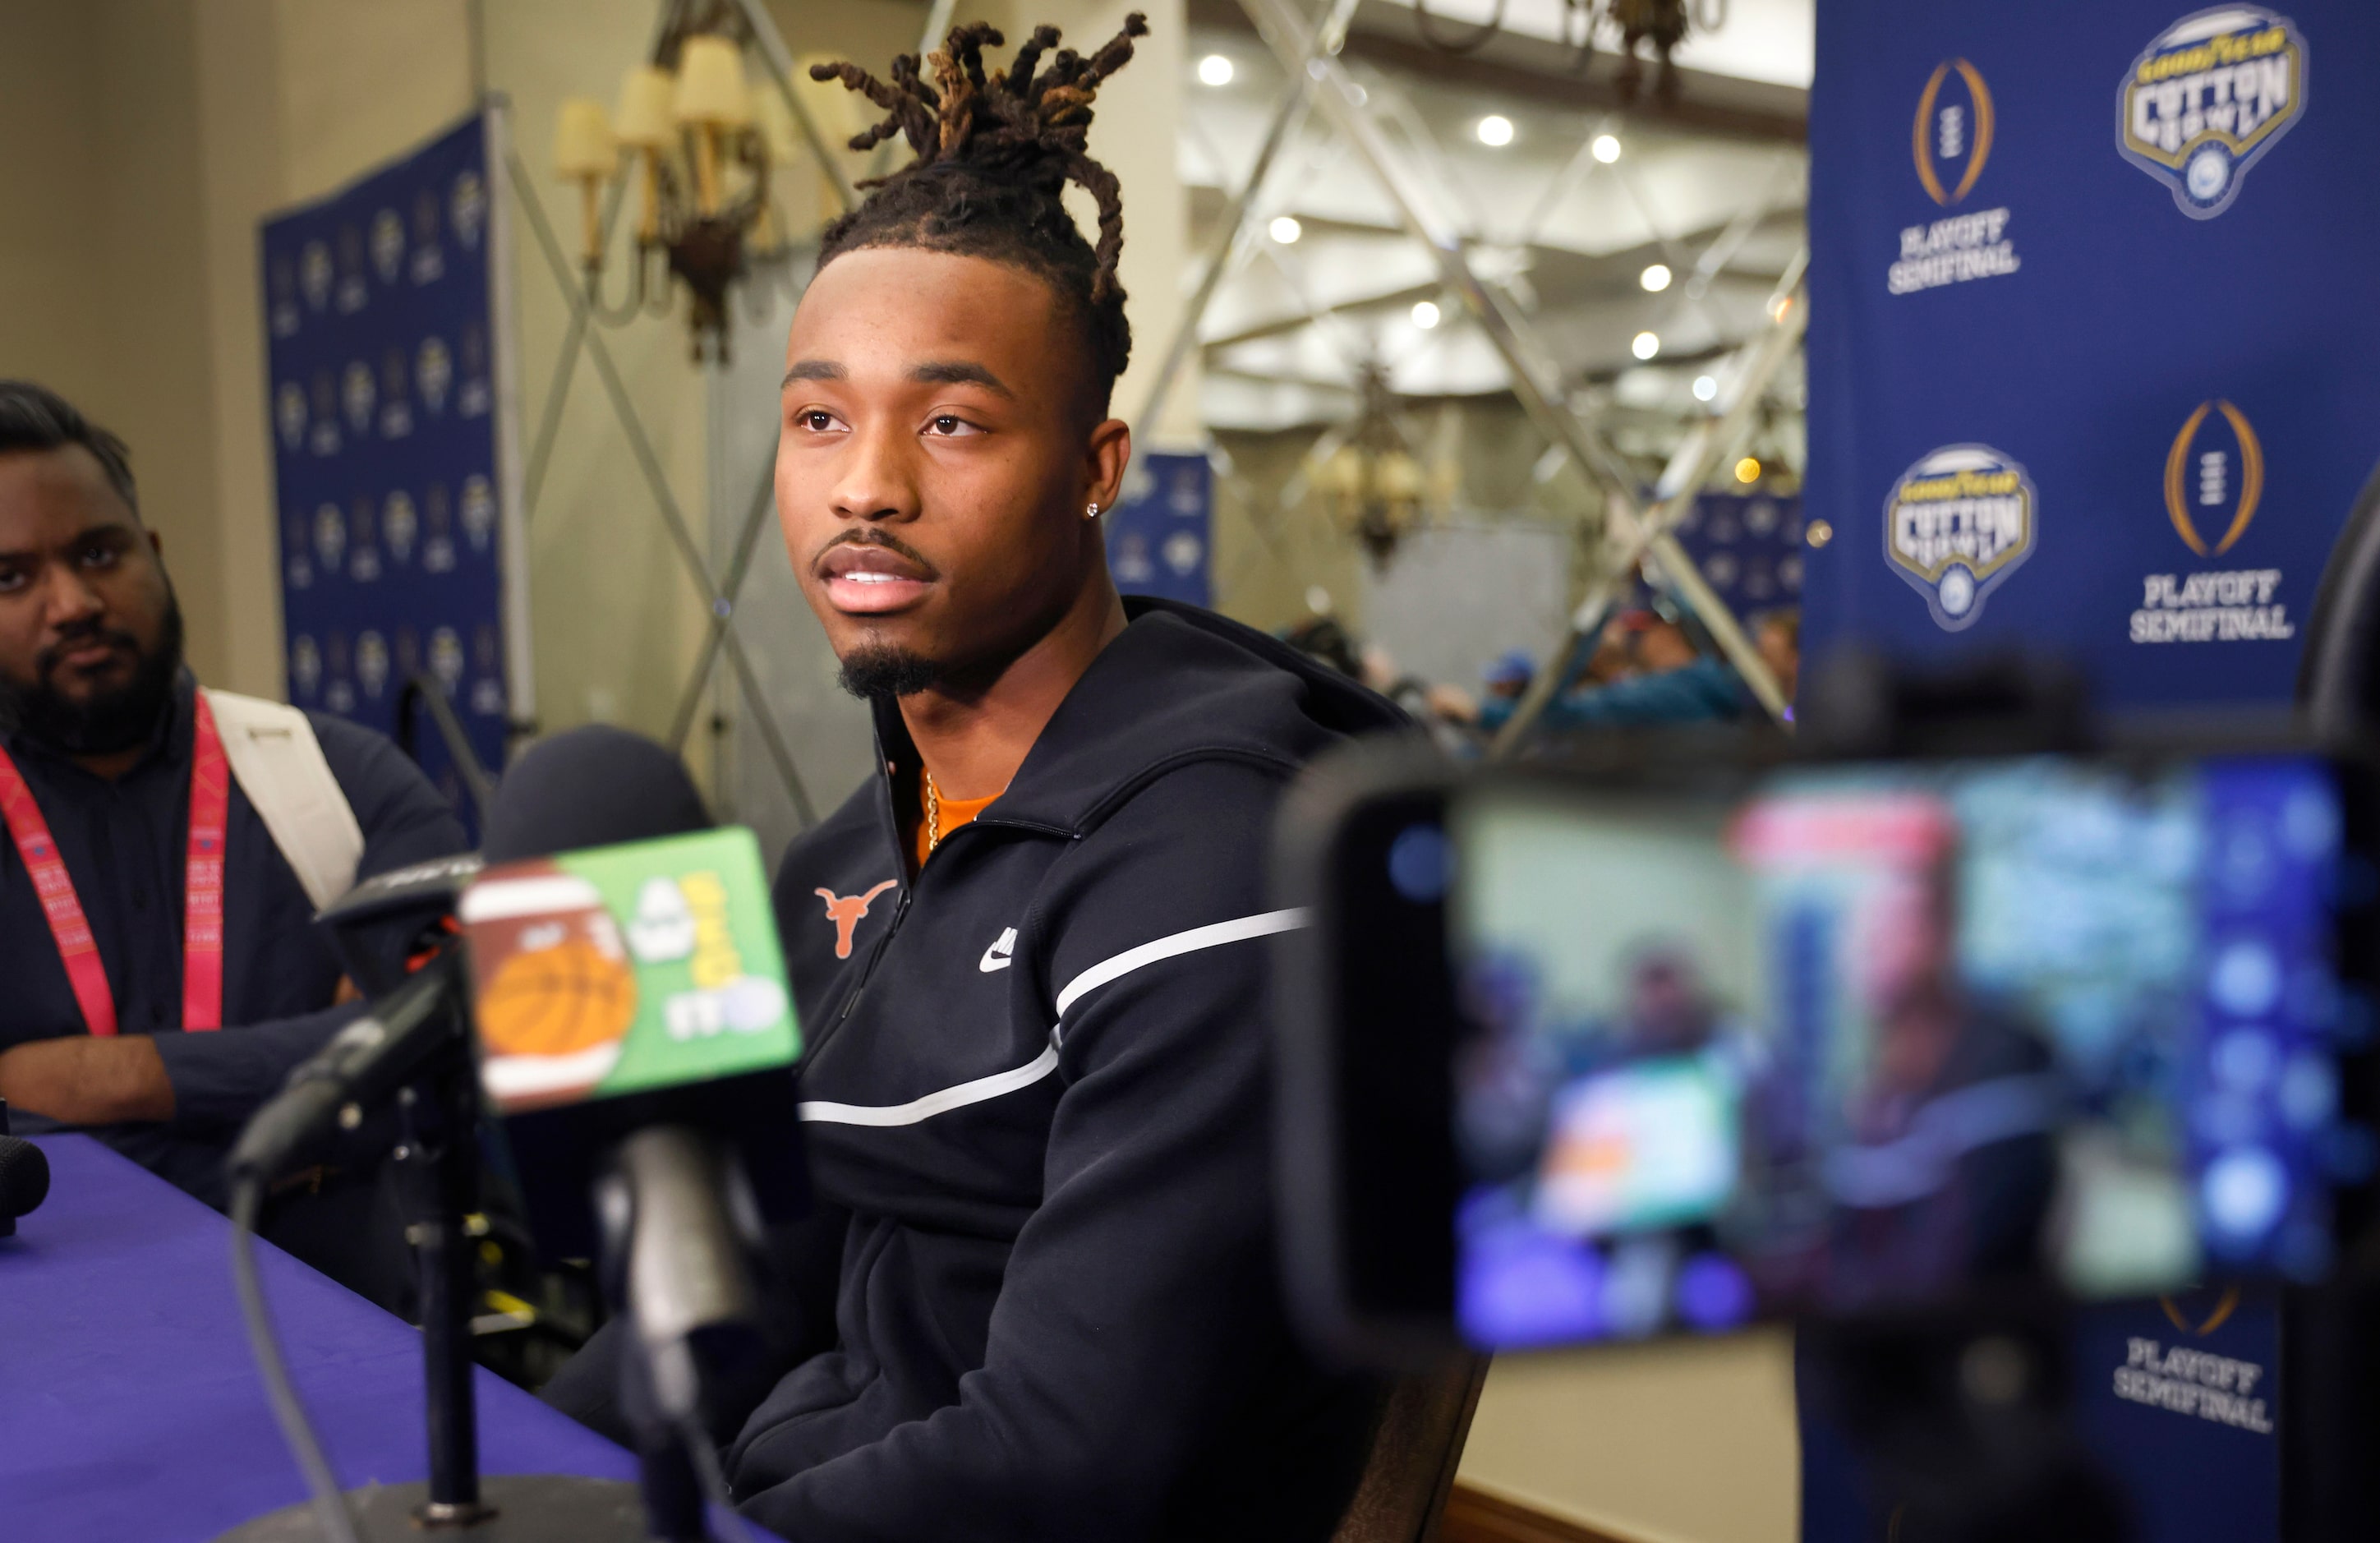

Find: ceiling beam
1185;0;1808;145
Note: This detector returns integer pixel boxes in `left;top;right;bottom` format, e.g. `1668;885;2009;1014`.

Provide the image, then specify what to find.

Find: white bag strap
201;688;366;913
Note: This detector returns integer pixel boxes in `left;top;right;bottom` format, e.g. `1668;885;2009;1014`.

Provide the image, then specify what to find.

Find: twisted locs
808;14;1147;304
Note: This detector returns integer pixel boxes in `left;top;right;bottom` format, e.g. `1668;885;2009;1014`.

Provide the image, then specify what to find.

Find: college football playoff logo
2164;400;2264;558
1913;59;1995;206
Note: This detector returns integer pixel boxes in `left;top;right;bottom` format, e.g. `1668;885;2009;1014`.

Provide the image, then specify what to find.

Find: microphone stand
219;1000;662;1541
396;1058;492;1529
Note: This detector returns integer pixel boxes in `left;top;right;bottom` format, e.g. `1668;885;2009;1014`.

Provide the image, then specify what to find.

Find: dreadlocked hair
809;15;1148;404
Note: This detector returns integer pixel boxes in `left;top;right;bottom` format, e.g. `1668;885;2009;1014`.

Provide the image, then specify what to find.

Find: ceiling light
1632;330;1660;361
1411;300;1442;329
1640;263;1672;292
1197;53;1234;87
1692;375;1718;402
1735;456;1761;483
1591;133;1622;164
1268;215;1302;245
1475;115;1514;148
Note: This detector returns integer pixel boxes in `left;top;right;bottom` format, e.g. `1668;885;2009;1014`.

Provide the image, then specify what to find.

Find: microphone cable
680;1415;759;1543
230;1175;364;1543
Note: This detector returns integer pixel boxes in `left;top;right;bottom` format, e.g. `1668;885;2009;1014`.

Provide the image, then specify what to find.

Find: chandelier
551;5;809;362
1312;363;1434;567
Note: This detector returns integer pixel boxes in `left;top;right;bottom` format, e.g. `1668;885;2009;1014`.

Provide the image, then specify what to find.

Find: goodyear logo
2118;7;2306;219
2165;399;2264;557
1913;59;1995;206
1885;444;2036;631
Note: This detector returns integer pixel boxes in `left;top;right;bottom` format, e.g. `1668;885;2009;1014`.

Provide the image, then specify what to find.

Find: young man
550;19;1401;1540
0;380;467;1299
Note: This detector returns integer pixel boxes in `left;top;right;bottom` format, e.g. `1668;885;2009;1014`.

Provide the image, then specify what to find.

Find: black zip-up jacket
725;598;1402;1540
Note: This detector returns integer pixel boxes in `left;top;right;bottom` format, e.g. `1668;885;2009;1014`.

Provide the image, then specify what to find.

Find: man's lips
45;637;132;675
816;542;936;615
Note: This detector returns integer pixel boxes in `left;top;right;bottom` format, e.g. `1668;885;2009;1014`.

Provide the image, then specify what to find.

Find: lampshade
615;66;676;149
753;81;801;166
674;36;753;128
1378;451;1426;501
554;98;617;179
1318;445;1365;500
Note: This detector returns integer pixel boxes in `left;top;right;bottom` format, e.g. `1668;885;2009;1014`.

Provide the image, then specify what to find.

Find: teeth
843;571;903;584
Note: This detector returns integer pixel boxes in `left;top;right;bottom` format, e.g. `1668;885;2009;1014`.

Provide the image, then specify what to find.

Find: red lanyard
0;693;230;1037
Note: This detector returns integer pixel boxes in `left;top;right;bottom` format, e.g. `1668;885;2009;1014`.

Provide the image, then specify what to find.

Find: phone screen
1448;753;2374;1350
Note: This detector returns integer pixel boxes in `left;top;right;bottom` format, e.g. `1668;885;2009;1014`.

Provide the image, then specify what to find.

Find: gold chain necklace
923;768;943;854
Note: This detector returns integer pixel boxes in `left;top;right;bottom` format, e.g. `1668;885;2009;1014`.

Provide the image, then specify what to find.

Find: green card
458;827;800;1115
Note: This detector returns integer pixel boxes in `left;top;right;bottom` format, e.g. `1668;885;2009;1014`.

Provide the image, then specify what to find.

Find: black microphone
467;727;797;1433
225;956;466;1186
315;851;484;997
0;1135;50;1239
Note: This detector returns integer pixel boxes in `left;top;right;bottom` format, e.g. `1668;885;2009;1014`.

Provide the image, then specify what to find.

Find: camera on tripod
1268;663;2380;1542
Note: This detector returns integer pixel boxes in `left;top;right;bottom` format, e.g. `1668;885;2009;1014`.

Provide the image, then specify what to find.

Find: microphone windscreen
0;1135;51;1219
482;726;711;864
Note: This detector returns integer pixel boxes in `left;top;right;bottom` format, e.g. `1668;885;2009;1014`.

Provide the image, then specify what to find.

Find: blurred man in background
0;380;466;1306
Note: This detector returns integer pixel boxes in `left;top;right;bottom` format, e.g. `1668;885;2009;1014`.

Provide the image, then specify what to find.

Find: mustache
811;527;940;579
36;620;141;679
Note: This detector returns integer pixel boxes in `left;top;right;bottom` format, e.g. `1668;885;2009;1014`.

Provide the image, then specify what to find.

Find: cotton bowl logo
2166;399;2264;557
1885;445;2037;631
2119;7;2306;219
1913;58;1995;205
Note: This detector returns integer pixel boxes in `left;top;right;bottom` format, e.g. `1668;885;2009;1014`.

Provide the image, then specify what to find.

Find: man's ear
1084;417;1131;515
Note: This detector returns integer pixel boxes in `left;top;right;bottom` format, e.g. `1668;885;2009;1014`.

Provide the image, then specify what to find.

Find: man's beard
0;592;185;756
836;643;943;702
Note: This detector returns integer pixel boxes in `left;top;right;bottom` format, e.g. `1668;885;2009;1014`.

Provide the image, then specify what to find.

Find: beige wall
0;2;226;681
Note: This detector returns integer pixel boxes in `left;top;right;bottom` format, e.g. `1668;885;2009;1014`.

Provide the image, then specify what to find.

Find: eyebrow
909;361;1013;398
779;358;1016;398
782;360;846;388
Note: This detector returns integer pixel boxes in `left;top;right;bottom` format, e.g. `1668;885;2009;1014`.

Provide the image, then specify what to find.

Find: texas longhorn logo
2165;399;2265;558
1885;444;2037;632
1913;58;1995;206
817;880;898;960
2118;7;2307;219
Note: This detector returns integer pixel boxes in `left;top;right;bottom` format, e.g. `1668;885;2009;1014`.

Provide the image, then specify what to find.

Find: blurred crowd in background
1279;591;1800;751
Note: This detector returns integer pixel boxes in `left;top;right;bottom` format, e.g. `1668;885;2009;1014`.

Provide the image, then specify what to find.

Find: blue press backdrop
261;113;515;829
1107;450;1213;608
1802;1;2380;707
1796;5;2380;1536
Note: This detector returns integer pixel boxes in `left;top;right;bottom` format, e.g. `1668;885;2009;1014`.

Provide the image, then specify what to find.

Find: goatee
0;591;185;756
836;643;941;702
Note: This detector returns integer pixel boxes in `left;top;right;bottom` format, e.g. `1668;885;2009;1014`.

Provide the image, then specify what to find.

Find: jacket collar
866;598;1406;842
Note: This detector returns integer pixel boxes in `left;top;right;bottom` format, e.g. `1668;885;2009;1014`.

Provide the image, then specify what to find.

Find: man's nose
831;421;922;523
37;562;105;631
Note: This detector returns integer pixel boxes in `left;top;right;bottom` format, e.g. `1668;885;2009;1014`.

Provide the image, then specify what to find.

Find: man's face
0;445;179;751
775;247;1126;694
1637;620;1699;674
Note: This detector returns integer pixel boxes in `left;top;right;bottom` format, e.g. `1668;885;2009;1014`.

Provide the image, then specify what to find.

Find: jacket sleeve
730;761;1324;1541
150;721;470;1131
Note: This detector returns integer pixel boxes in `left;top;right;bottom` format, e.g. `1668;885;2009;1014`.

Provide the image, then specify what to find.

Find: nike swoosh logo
979;927;1018;973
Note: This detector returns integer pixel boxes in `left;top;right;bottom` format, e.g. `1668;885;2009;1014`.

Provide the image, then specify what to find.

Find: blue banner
1660;490;1806;620
261;113;515;825
1793;7;2380;1533
1802;1;2380;709
1107;450;1213;608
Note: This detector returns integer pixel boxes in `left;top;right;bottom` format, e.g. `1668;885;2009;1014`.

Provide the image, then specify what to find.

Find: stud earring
1084;502;1102;520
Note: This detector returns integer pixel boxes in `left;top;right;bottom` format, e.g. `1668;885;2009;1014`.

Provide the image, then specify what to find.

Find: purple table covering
0;1135;643;1541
